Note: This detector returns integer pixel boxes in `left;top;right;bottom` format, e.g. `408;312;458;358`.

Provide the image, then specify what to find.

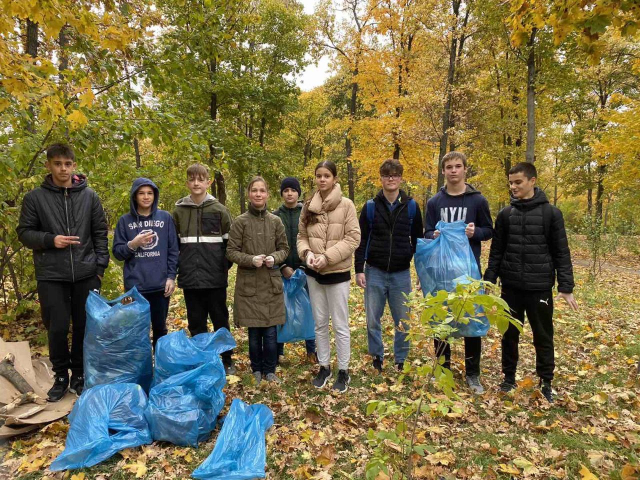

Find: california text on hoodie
424;183;493;266
112;178;179;294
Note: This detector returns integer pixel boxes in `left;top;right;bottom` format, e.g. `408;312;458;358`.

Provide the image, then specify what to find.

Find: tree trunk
215;171;226;205
525;28;537;164
238;177;246;213
345;67;358;201
595;164;606;221
259;117;266;147
133;138;141;168
26;20;38;133
437;0;461;188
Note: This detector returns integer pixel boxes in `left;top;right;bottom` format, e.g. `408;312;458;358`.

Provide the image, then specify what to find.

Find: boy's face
282;187;299;206
442;159;466;186
186;175;212;196
46;156;76;186
380;171;402;193
509;172;536;199
136;186;154;211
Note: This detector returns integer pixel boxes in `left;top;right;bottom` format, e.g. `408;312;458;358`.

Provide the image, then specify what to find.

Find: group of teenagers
17;143;578;403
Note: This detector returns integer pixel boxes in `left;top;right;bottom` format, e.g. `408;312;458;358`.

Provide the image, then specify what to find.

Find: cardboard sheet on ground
0;338;76;440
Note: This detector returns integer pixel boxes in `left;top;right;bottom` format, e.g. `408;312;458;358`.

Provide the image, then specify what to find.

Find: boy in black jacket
355;159;424;373
485;162;578;402
425;151;493;394
17;143;109;401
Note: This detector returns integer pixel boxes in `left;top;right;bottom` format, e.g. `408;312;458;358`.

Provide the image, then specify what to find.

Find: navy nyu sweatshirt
424;184;493;266
112;178;179;293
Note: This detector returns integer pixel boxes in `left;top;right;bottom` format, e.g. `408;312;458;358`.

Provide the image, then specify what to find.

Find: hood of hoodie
510;187;549;210
41;173;88;192
130;177;159;217
175;193;218;208
440;183;482;197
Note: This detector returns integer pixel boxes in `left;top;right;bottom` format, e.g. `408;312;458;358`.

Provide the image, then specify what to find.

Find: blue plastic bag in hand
84;287;153;391
153;329;236;387
50;384;151;471
277;269;315;343
192;399;274;480
415;221;488;337
145;362;226;446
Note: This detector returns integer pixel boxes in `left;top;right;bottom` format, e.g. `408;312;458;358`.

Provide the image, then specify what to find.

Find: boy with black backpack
355;159;423;373
485;162;578;403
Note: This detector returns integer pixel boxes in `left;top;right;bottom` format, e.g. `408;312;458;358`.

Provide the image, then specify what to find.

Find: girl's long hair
301;161;338;228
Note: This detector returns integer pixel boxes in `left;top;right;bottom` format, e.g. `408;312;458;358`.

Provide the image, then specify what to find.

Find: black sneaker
395;362;404;372
332;370;350;393
540;379;554;403
372;356;383;373
500;377;516;393
312;366;332;388
47;376;69;402
69;375;84;396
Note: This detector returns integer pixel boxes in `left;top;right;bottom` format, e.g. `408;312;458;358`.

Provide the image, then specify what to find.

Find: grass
1;255;639;479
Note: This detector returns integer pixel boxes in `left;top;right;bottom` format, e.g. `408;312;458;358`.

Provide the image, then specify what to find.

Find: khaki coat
227;205;289;327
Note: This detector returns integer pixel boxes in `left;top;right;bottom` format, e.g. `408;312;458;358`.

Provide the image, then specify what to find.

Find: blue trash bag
145;362;227;446
192;398;274;480
50;384;151;471
84;287;153;391
414;221;488;337
152;328;236;387
277;269;315;343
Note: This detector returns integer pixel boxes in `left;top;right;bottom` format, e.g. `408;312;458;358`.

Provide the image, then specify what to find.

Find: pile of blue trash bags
414;220;489;338
50;287;273;479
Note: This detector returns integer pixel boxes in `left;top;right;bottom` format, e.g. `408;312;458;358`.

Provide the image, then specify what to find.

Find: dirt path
573;258;640;275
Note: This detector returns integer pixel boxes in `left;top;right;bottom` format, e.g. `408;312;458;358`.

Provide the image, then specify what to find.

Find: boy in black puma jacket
485;162;578;402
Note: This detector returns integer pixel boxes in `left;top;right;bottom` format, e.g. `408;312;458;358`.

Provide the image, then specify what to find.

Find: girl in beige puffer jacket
297;161;361;393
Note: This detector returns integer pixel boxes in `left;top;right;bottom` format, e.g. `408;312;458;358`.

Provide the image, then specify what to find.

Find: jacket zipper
520;210;526;276
387;202;408;271
64;188;75;282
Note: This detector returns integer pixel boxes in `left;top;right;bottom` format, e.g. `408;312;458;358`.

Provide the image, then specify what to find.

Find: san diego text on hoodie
112;178;179;293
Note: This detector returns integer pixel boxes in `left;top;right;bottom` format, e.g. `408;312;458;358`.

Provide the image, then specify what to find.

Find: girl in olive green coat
226;176;289;384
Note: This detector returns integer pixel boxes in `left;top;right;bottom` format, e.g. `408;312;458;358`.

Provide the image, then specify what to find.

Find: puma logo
540;298;549;306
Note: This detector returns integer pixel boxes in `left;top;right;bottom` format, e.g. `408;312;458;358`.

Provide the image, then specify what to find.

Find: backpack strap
364;199;376;261
407;198;416;227
541;202;554;256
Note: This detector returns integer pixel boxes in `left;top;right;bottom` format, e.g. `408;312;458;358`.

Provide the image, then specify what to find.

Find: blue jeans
248;326;278;375
365;265;411;363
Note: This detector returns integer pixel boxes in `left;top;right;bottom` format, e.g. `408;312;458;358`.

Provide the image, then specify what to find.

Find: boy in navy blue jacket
425;151;493;394
113;178;179;346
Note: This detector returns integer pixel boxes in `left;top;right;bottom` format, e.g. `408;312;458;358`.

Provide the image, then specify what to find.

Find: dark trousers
141;290;169;347
183;288;233;364
501;289;555;382
434;337;482;377
37;276;101;378
249;326;277;375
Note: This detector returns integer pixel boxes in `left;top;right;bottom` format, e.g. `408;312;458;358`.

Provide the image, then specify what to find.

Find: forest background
1;0;639;302
1;0;640;479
